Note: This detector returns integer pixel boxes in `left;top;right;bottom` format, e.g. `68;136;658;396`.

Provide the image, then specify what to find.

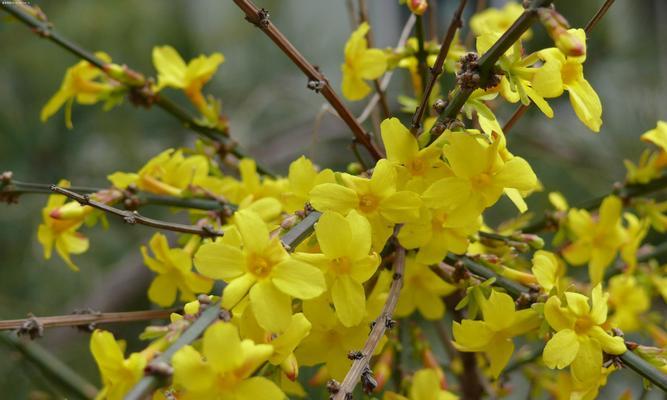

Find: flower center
407;158;426;176
431;211;448;232
574;316;594;335
561;62;579;86
359;194;379;214
248;254;273;279
331;257;352;275
471;173;492;188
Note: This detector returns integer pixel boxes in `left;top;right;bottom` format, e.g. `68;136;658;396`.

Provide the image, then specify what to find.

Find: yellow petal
152;45;187;90
234;376;285;400
315;211;351;259
194;242;245;280
222;273;256;309
452;320;494;351
271;259;326;299
148;275;177;306
543;328;579;369
331;275;366;327
250;280;292;332
203;322;243;373
487;338;514;378
172;345;215;393
357;49;387;80
380;191;421;222
310;183;358;213
235;210;270;254
381;117;418;165
571;336;602;384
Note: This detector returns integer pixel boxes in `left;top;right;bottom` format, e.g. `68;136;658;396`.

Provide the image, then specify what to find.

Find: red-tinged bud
49;202;91;220
372;347;394;392
308;366;329;386
280;353;299;381
538;8;585;57
407;0;428;15
520;234;545;250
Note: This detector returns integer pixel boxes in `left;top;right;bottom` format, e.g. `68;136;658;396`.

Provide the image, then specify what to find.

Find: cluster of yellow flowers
31;2;667;399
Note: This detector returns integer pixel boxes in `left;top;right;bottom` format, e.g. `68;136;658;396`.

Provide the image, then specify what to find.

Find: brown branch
502;0;615;135
333;245;406;399
584;0;615;34
0;309;176;332
50;185;224;238
411;0;468;135
232;0;384;161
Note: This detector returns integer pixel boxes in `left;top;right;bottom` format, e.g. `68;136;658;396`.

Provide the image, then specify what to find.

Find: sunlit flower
341;22;387;100
90;329;147;400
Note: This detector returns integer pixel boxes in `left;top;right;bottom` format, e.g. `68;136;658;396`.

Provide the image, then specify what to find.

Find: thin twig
0;309;177;332
50;185;224;238
414;15;429;101
125;209;323;399
411;0;468;135
502;0;615;135
333;245;406;399
430;0;553;138
620;348;667;391
0;332;98;399
358;14;416;124
0;3;274;178
0;176;230;211
233;0;384;161
584;0;615;34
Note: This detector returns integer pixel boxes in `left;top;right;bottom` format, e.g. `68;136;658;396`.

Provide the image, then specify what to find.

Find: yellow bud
501;266;538;285
49;202;91;220
103;63;146;86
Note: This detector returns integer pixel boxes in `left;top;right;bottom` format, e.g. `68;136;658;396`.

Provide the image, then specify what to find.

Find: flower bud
538;8;585;57
49;202;91;220
280;353;299;381
407;0;428;15
501;266;538;285
104;63;147;86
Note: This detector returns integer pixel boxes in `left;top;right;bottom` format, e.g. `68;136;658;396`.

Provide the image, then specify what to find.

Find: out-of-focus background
0;0;665;398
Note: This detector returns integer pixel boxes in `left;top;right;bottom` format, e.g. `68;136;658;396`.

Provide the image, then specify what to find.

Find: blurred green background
0;0;665;398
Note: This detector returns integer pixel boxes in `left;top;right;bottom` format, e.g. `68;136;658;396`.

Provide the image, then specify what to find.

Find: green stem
0;3;275;178
619;349;667;391
0;332;98;399
430;0;553;135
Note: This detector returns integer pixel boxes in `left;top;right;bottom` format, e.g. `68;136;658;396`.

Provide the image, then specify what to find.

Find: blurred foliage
0;0;665;398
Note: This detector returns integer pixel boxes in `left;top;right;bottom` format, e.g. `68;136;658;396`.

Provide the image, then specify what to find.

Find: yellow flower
41;52;115;129
194;210;325;332
90;329;147;400
477;33;553;118
108;149;209;196
533;29;602;132
37;179;91;271
380;117;448;192
294;296;369;380
394;255;456;320
141;233;213;307
531;250;565;294
341;22;387;101
561;196;627;284
294;211;380;327
470;2;530;39
238;307;312;380
152;45;224;120
542;285;626;385
607;275;650;332
438;131;538;215
383;368;458;400
398;176;481;264
171;322;284;400
281;156;335;213
310;159;421;250
620;213;649;272
640;120;667;151
453;290;540;378
462;89;504;137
